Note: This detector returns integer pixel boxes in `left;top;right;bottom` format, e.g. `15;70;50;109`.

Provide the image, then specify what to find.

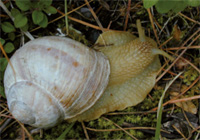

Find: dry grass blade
81;122;90;140
162;68;184;78
182;111;199;132
56;8;110;31
165;46;200;50
168;95;200;104
158;37;173;49
179;12;200;25
147;8;160;45
123;0;131;31
18;122;34;140
156;29;200;82
56;122;75;139
179;57;200;74
0;42;16;82
68;16;109;31
84;0;104;32
155;72;183;139
172;125;187;140
0;118;12;133
64;0;69;35
1;105;33;139
167;50;200;74
86;126;170;133
152;76;200;112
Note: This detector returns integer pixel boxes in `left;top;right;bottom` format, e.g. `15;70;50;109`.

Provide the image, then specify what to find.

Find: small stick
0;118;12;133
64;0;69;35
0;42;16;82
152;76;200;112
156;29;200;82
179;12;200;25
102;117;138;140
147;8;160;45
172;125;187;139
84;0;105;32
81;122;90;140
165;46;200;50
123;0;131;31
56;8;110;31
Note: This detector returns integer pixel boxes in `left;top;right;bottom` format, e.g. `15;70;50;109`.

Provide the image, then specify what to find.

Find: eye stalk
137;19;146;42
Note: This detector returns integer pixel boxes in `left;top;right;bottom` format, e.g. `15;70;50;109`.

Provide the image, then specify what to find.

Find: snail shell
4;37;110;128
4;20;173;128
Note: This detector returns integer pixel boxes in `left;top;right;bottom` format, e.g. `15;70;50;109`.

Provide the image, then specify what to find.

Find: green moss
140;89;164;110
32;122;84;139
183;57;200;85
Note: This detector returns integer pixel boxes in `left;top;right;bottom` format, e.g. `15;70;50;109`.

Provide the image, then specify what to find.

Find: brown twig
0;42;16;82
169;95;200;104
68;16;109;31
179;12;200;25
162;68;184;79
106;108;174;116
0;114;14;119
123;0;131;31
102;117;138;140
156;29;200;82
21;125;26;140
172;125;187;140
182;110;197;131
158;37;173;49
81;122;90;140
84;0;105;32
164;46;200;50
152;76;200;111
147;8;160;45
18;122;34;140
86;126;170;133
167;50;200;75
56;9;110;31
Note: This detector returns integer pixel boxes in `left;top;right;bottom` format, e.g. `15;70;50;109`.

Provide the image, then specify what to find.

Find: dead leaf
172;25;182;41
170;92;197;114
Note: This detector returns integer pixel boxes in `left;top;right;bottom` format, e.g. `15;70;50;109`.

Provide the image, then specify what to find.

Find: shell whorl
4;36;110;128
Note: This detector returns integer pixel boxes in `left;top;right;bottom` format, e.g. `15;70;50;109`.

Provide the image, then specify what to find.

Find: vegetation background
0;0;200;139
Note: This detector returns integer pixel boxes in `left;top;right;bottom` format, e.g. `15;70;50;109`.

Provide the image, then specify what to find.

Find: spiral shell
4;36;110;128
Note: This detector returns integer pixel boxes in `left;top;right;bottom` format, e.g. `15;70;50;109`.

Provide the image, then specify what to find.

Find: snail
4;20;173;128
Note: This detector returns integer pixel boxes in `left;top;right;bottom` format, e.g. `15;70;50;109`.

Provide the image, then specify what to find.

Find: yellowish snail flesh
4;20;173;128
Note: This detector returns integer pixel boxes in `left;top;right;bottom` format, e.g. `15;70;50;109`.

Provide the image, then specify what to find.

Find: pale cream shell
4;36;110;128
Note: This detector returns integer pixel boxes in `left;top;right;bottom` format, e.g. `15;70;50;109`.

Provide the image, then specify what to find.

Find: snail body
4;20;173;128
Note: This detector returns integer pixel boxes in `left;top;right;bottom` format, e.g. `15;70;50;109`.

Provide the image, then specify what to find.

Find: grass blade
155;72;183;139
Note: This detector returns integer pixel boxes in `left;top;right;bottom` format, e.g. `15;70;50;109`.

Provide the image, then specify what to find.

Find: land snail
4;20;174;128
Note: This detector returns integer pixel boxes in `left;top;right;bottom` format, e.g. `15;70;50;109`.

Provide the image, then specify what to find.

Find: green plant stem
155;72;183;139
65;0;69;35
56;122;75;140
